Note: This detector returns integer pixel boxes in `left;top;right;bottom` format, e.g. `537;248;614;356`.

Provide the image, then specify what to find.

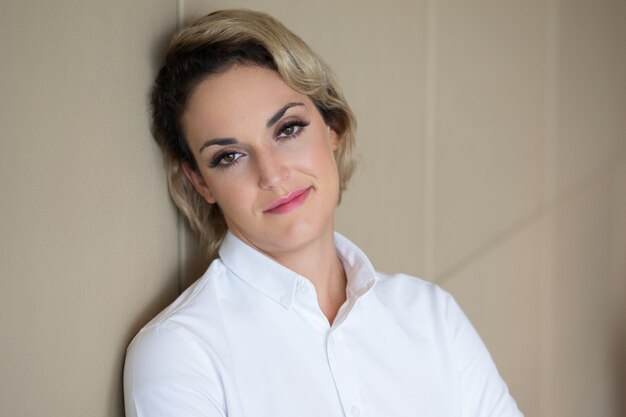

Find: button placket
291;282;330;334
326;331;367;417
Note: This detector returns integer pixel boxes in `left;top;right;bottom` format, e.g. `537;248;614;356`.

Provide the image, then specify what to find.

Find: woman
124;9;523;417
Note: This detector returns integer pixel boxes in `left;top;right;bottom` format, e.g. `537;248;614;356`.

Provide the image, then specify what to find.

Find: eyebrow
198;137;237;154
197;102;305;154
266;102;304;128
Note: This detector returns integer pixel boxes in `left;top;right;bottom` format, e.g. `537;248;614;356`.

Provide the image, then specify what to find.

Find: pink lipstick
264;187;311;214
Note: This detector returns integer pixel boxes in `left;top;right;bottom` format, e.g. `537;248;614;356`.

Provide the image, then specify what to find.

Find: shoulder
370;272;469;337
143;259;227;327
124;261;229;416
373;272;454;312
126;259;230;366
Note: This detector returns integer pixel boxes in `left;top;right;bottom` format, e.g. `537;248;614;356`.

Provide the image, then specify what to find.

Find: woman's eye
281;125;297;136
221;153;238;164
277;120;310;139
209;151;243;168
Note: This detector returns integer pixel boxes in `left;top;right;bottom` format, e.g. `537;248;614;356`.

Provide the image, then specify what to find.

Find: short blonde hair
151;9;357;259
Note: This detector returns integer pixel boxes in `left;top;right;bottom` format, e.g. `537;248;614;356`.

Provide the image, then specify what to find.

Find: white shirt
124;232;523;417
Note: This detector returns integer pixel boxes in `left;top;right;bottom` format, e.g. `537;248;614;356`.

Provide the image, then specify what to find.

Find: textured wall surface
0;2;180;416
0;1;624;416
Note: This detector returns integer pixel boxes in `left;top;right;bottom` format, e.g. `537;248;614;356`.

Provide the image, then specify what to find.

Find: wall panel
432;0;546;279
555;0;626;195
0;2;179;416
549;176;616;417
548;1;626;414
610;157;626;417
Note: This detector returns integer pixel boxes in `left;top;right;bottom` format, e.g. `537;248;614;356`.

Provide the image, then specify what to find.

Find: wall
0;2;181;416
0;1;623;416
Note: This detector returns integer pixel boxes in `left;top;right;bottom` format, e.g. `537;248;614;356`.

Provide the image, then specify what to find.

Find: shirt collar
218;231;379;308
333;232;379;300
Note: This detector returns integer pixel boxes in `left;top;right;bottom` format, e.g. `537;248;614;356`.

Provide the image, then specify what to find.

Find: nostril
258;165;288;189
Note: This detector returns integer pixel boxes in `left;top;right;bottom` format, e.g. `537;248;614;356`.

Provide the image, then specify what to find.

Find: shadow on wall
107;21;181;417
110;263;179;416
616;316;626;416
181;221;212;291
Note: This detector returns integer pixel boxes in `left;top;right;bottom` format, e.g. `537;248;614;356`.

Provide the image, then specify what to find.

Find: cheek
314;144;340;179
205;172;253;208
296;134;339;172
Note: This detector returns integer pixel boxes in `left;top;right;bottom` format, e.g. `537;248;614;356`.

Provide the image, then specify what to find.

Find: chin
262;215;334;254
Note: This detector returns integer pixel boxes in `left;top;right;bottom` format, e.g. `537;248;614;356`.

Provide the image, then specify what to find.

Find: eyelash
208;150;243;169
276;119;310;140
208;119;310;170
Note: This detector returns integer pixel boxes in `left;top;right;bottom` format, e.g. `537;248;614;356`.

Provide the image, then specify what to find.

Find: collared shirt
124;232;523;417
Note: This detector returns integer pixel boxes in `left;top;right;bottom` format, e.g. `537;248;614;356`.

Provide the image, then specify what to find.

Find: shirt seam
141;262;227;331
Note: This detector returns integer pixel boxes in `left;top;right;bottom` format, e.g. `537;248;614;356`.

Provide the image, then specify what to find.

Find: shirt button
350;405;361;417
280;295;291;305
295;283;309;300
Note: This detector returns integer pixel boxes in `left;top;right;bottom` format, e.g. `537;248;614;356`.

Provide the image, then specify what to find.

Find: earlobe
181;163;217;204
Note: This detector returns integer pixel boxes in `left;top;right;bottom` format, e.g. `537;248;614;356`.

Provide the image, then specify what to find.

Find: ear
182;163;217;204
328;125;340;151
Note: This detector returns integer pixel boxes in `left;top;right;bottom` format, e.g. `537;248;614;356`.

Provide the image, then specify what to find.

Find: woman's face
181;65;341;257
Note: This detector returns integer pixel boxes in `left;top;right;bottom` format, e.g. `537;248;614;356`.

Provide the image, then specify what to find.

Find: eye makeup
276;119;311;140
206;117;311;170
208;150;245;169
276;119;310;140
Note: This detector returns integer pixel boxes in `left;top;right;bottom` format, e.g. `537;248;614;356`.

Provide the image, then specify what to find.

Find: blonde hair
151;9;357;259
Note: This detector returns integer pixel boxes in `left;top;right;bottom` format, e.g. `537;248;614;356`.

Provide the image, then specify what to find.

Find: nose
256;149;288;190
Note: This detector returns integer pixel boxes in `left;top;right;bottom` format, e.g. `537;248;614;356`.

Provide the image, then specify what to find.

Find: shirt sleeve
444;293;524;417
124;323;226;417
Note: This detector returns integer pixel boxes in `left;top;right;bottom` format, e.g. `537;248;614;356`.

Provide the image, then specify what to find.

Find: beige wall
0;2;181;416
1;1;624;416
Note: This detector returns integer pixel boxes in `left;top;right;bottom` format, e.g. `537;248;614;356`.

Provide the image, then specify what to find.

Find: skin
181;65;347;323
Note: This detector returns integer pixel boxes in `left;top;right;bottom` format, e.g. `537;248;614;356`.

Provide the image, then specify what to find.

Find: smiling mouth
263;187;312;214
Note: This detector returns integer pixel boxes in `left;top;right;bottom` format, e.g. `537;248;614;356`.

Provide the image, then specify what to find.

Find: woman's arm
444;293;524;417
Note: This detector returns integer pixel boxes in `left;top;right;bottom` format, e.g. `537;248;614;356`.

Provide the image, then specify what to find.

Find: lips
263;187;312;214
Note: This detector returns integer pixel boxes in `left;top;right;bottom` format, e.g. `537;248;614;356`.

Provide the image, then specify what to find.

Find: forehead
182;65;311;139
